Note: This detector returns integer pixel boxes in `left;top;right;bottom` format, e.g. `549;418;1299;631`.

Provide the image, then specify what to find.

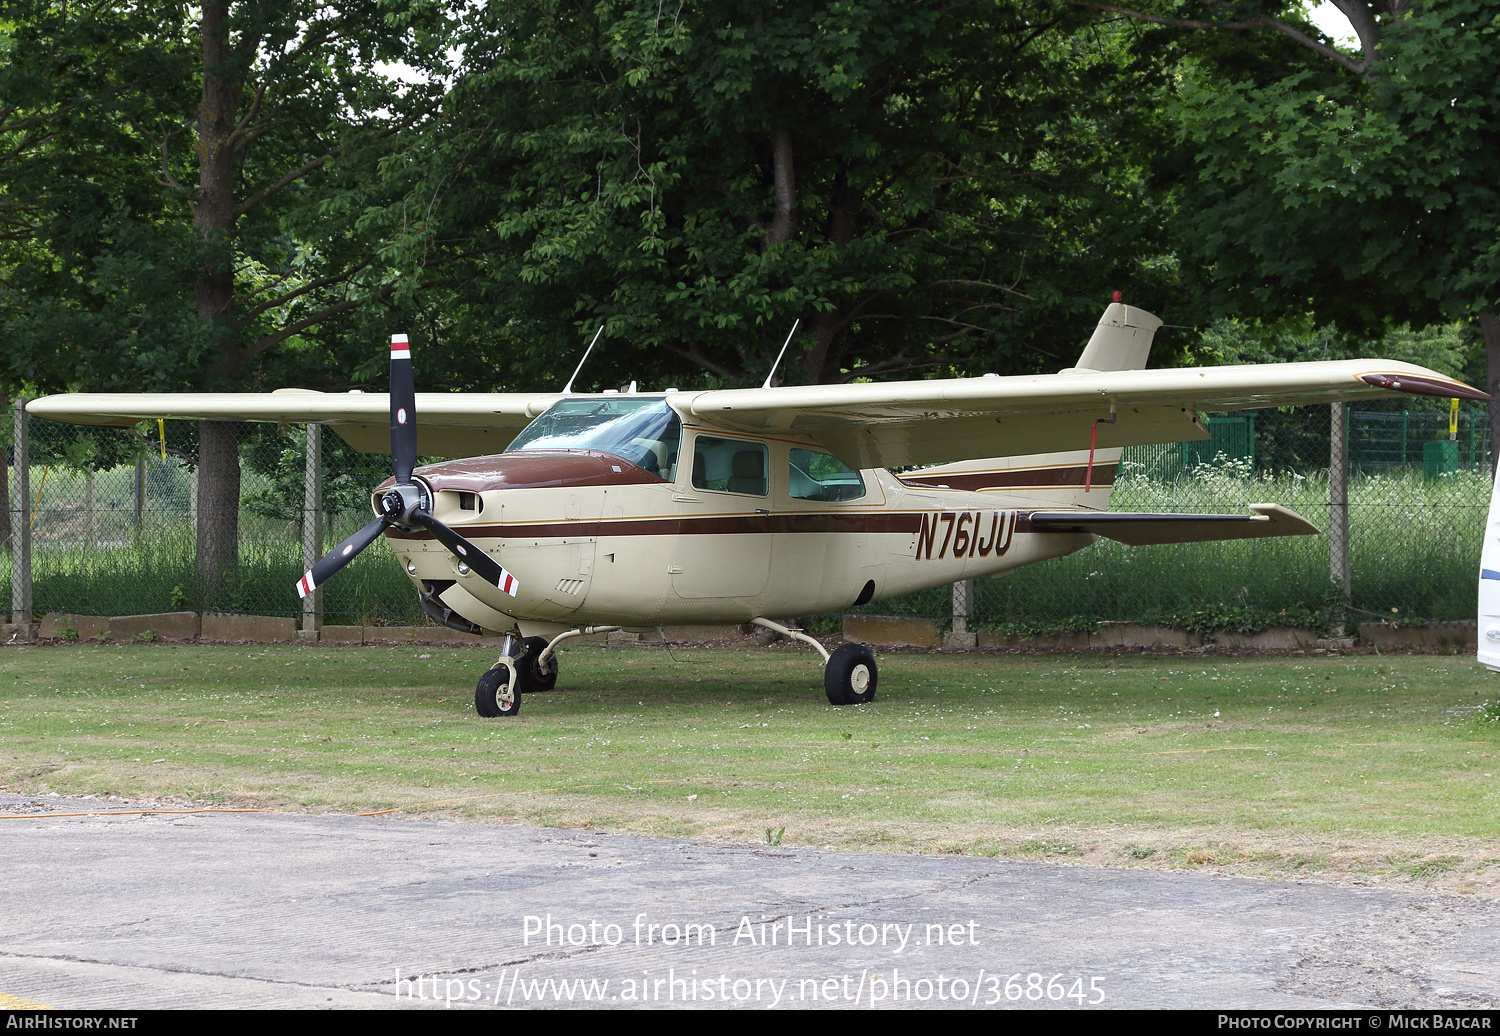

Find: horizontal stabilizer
1028;503;1318;546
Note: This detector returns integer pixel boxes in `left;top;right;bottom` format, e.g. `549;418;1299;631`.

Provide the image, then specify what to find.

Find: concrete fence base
0;612;1481;655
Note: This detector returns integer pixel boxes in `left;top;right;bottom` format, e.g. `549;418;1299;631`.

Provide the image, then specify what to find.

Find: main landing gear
474;626;619;718
749;618;878;707
473;620;874;716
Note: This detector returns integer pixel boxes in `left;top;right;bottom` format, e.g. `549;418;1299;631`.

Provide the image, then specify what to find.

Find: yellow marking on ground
0;991;54;1009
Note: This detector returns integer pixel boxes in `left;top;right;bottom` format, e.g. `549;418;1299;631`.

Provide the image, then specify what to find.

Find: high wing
25;352;1484;470
25;389;565;456
685;361;1485;469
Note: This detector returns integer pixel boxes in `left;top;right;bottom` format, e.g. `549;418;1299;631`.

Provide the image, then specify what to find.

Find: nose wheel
475;663;520;717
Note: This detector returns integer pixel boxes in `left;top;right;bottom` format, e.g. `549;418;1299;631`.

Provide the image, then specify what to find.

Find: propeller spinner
294;334;519;601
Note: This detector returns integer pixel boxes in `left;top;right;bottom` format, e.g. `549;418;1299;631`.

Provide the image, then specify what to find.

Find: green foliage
239;425;393;522
0;0;455;396
367;0;1182;391
1170;0;1500;327
979;616;1100;637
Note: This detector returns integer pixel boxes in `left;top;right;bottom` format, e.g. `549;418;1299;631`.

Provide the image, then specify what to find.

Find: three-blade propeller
295;334;519;601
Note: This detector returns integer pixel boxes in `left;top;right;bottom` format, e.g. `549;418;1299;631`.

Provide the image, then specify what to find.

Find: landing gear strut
748;618;877;707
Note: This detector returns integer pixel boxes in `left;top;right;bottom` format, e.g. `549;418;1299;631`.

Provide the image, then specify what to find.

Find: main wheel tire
521;635;559;693
824;643;878;706
474;666;520;717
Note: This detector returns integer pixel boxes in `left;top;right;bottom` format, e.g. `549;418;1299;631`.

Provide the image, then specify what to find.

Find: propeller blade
390;332;417;484
295;515;390;599
411;511;519;597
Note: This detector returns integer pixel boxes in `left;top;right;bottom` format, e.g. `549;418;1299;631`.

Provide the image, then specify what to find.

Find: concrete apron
0;793;1497;1010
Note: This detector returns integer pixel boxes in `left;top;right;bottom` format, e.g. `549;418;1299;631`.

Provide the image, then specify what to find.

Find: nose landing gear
473;626;621;717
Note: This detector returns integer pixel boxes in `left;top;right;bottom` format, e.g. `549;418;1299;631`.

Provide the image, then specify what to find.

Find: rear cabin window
788;448;866;501
691;436;768;496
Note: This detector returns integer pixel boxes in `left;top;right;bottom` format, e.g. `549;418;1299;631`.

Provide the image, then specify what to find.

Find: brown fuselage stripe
899;463;1116;492
385;512;1055;541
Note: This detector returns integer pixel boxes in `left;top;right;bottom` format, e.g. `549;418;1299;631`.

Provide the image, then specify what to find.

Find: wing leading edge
686;360;1486;470
24;390;565;456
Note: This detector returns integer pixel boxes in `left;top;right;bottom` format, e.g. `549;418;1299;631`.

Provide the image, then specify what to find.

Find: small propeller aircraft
30;303;1487;716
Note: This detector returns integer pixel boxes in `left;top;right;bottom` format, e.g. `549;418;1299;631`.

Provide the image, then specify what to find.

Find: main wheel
521;636;559;693
824;643;878;706
475;666;520;717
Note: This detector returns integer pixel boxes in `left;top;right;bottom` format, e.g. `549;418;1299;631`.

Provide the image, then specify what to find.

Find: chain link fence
6;413;424;626
6;400;1492;632
857;400;1492;632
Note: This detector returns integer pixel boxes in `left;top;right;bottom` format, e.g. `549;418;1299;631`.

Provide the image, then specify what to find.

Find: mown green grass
4;646;1499;886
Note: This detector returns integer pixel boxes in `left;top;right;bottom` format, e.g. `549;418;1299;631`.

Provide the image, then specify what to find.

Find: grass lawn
3;644;1499;892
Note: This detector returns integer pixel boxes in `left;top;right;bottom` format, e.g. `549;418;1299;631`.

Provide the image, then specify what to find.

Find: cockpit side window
691;435;768;497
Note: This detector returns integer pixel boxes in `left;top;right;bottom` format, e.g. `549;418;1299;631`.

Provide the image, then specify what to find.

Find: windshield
506;397;682;479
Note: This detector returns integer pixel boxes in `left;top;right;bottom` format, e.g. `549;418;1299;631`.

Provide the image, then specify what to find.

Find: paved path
1;794;1497;1010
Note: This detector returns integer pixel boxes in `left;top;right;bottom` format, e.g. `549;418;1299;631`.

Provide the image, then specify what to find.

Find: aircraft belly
765;530;864;616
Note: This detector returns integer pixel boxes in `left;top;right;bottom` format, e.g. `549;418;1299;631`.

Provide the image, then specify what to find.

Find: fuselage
378;397;1112;637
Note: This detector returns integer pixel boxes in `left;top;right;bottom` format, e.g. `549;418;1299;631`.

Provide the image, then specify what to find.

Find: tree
0;1;451;585
371;0;1185;392
1075;1;1500;446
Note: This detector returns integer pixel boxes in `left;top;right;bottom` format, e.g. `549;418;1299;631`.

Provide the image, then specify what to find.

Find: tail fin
903;304;1165;511
1067;303;1163;372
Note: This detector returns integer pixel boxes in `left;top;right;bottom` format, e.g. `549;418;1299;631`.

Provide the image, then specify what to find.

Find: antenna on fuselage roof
761;319;801;389
562;325;606;394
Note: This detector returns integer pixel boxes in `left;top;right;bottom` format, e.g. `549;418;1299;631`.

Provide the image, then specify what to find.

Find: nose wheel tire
521;635;559;693
475;666;520;717
824;643;877;706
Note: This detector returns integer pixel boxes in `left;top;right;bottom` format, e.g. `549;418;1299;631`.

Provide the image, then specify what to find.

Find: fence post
10;398;33;636
134;455;145;531
944;577;977;649
0;395;8;557
1329;402;1351;604
301;423;323;636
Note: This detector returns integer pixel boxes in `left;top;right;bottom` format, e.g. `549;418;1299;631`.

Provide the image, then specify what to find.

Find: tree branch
243;286;395;358
659;341;738;380
1064;0;1370;78
926;278;1036;300
239;257;372;321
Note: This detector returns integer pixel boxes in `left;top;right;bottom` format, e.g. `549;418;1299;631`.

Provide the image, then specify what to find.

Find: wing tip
1360;372;1491;402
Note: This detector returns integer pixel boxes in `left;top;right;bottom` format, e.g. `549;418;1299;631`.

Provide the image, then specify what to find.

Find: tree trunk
766;127;796;245
196;421;241;583
800;182;859;384
1481;312;1500;480
193;0;246;582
